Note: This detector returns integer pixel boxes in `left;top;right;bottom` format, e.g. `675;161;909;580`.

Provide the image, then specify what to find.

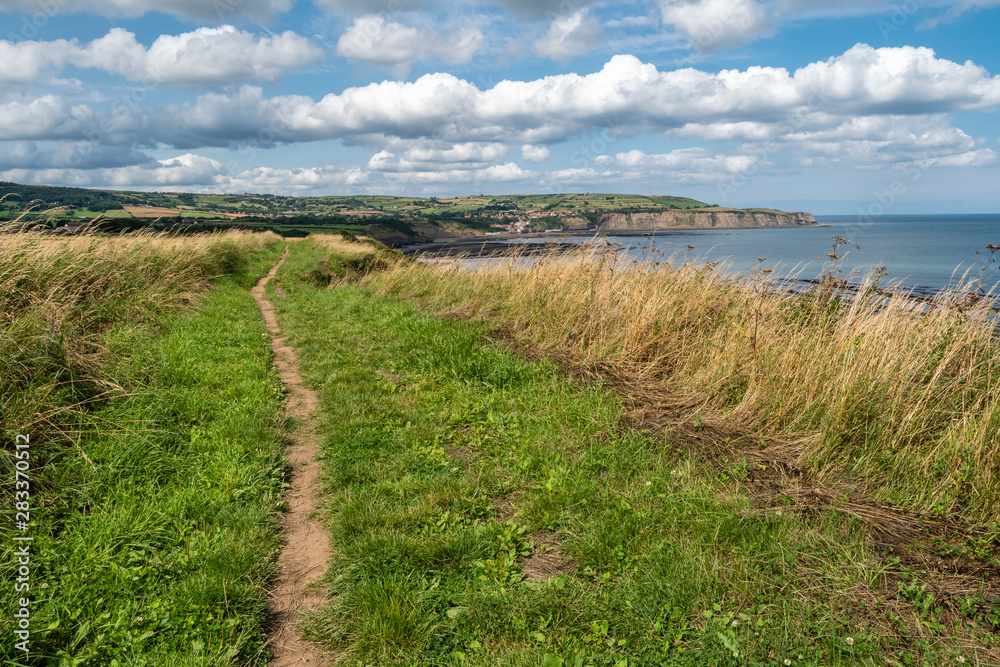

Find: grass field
256;236;1000;666
7;230;1000;665
1;232;288;665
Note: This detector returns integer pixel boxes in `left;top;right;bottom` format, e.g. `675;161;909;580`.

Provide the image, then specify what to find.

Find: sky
1;0;999;214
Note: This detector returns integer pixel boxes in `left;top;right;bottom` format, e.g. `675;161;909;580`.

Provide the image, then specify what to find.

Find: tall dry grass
347;237;1000;523
0;229;279;438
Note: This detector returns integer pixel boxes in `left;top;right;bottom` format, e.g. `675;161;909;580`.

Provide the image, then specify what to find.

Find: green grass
264;239;997;667
178;210;224;219
1;238;288;665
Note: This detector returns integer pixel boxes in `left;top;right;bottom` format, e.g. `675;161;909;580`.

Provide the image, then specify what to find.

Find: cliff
594;210;817;231
363;220;488;247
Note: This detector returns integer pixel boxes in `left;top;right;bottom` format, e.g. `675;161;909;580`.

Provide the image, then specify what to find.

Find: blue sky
1;0;999;213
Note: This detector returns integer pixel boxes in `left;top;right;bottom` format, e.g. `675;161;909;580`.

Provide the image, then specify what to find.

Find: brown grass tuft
359;241;1000;525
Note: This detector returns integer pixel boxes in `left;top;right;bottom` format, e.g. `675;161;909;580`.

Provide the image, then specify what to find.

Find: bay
511;214;1000;296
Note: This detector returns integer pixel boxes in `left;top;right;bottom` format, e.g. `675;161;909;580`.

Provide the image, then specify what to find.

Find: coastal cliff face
364;221;474;247
595;210;817;230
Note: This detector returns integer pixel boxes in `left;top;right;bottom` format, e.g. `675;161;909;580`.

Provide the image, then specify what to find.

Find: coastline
401;222;828;256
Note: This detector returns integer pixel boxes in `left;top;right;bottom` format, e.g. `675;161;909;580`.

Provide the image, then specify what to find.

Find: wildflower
731;619;738;627
784;660;791;666
40;583;48;589
845;637;854;646
733;651;739;658
136;616;144;623
645;481;652;487
958;657;966;664
133;576;139;580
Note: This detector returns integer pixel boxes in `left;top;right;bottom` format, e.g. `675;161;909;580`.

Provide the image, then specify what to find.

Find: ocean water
544;214;1000;296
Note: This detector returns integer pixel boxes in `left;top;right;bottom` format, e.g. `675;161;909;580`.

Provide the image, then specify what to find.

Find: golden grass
347;238;1000;524
0;229;280;436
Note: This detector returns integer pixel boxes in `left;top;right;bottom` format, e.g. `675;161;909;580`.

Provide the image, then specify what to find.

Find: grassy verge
360;238;1000;527
2;233;288;665
267;238;1000;666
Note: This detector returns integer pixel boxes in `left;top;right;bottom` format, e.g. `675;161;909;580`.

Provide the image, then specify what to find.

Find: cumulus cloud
0;0;291;21
0;26;320;87
598;148;759;183
83;26;321;85
314;0;603;20
0;152;230;192
521;144;550;162
533;8;604;62
782;115;998;168
0;95;96;141
4;45;999;166
368;142;508;170
0;139;153;170
0;39;65;84
336;16;484;73
313;0;426;12
794;44;1000;113
398;142;508;166
364;141;531;184
659;0;774;52
649;0;1000;53
235;156;532;192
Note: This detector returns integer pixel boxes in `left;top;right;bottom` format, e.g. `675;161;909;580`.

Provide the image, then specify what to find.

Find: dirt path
252;248;331;666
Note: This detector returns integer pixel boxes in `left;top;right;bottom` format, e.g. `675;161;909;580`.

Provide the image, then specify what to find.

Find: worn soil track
252;248;331;666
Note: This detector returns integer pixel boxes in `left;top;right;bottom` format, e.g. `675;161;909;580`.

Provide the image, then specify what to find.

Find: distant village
51;206;595;234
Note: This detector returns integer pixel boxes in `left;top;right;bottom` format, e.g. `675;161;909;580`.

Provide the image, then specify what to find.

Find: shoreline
401;223;828;256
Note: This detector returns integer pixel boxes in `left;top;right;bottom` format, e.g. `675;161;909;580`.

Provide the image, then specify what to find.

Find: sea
505;214;1000;297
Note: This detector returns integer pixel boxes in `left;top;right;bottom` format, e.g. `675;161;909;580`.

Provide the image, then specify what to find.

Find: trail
252;247;331;666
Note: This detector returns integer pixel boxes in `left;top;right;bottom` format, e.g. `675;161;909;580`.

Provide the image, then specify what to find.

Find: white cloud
783;115;998;168
599;148;759;182
237;158;532;192
649;0;1000;52
794;44;1000;113
0;139;153;169
0;152;229;191
0;95;95;141
659;0;774;52
336;16;484;73
313;0;426;12
364;141;529;184
0;27;320;87
368;142;508;171
671;120;776;141
399;142;508;166
0;0;291;21
533;8;604;62
521;144;550;162
86;26;321;85
4;46;999;168
920;0;1000;28
545;167;602;182
0;39;66;84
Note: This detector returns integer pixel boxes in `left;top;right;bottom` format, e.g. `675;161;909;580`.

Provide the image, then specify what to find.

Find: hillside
0;182;817;244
